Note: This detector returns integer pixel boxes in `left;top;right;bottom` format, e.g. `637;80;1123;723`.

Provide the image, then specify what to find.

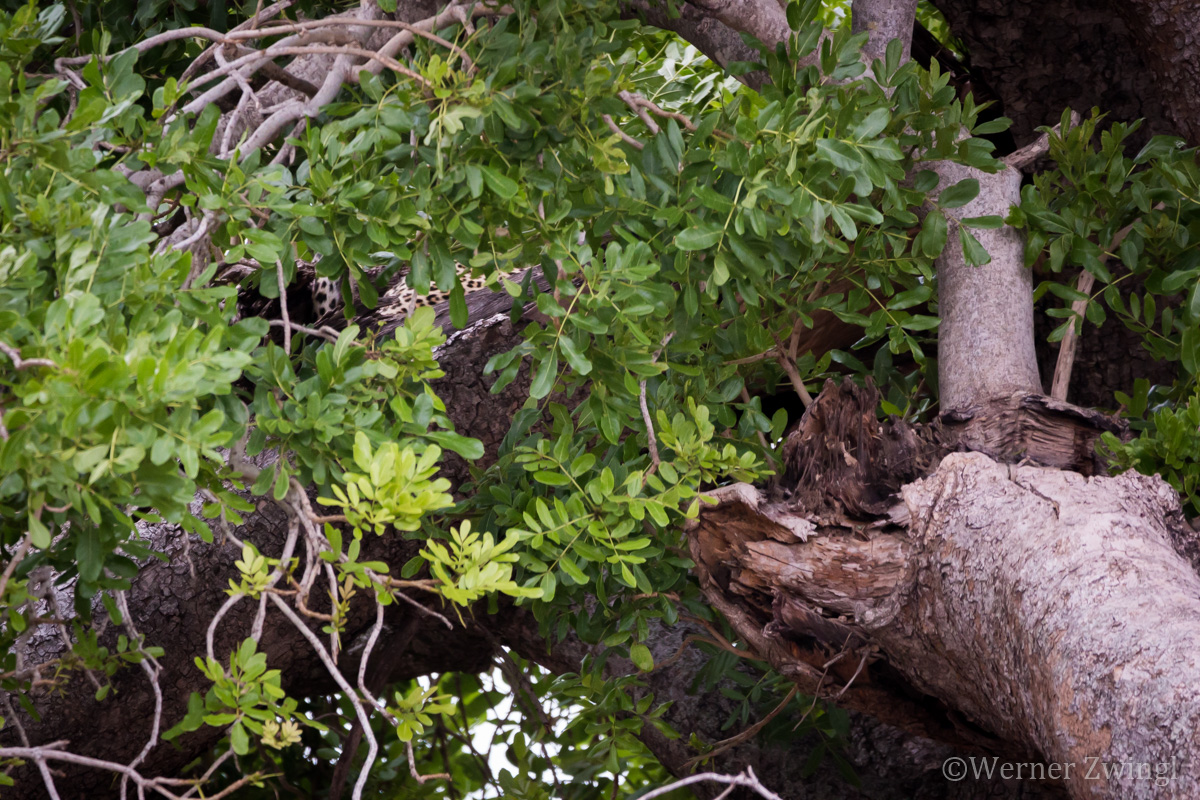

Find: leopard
312;266;515;323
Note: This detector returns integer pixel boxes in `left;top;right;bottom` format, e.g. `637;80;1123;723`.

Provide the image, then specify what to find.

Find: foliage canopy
2;0;1200;796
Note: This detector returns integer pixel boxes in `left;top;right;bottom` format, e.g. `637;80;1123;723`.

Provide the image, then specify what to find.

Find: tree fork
691;376;1200;798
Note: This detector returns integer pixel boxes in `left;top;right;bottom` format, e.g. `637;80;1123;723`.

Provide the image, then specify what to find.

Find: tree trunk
692;435;1200;798
920;0;1200;149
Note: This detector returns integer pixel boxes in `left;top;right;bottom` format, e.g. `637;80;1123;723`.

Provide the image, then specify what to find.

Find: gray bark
852;0;919;68
931;161;1042;410
693;451;1200;799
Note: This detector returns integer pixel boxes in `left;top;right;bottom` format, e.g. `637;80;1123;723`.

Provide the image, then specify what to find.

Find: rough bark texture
622;0;764;77
884;453;1200;799
0;299;531;796
852;0;919;68
694;406;1200;798
932;0;1171;148
932;161;1042;410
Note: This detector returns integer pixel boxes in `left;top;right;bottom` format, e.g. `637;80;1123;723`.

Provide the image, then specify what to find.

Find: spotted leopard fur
312;267;508;322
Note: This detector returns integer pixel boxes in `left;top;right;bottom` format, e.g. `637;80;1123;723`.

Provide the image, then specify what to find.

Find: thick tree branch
620;0;767;87
851;0;918;68
693;379;1200;797
685;0;792;51
930;161;1042;410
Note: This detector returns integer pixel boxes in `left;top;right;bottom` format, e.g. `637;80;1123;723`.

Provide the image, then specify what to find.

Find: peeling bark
692;378;1200;798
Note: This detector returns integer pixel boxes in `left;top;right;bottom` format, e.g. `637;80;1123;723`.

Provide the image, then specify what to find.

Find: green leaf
675;224;724;251
559;336;593;375
915;210;948;258
273;467;289;501
961;215;1005;229
888;285;932;310
629;643;654;672
533;471;570;486
852;108;890;140
815;139;864;171
479;165;518;199
959;227;991;266
28;515;50;549
530;353;558;400
464;165;483;198
77;526;102;582
829;205;857;240
972;117;1012;135
939;178;980;209
230;720;250;755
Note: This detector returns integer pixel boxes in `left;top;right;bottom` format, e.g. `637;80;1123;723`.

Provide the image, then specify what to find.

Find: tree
2;0;1200;798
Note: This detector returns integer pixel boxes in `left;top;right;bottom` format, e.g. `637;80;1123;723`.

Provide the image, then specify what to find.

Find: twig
638;332;675;478
681;613;757;661
0;738;263;800
1048;270;1095;402
257;45;431;88
739;387;773;453
1003;110;1082;170
0;533;32;598
329;606;420;800
769;330;814;407
180;0;296;82
0;341;58;371
637;767;785;800
113;590;165;800
1050;204;1163;401
618;89;698;131
601;113;643;150
833;648;871;700
269;120;308;167
639;379;660;472
269;593;379;800
268;319;342;343
66;0;81;50
407;739;452;784
276;261;292;353
683;686;798;771
377;579;455;629
618;90;659;134
216;18;477;74
2;695;61;800
178;749;237;800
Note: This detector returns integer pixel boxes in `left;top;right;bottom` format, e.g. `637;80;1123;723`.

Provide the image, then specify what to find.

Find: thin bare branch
684;686;798;770
0;534;32;600
1050;204;1160;400
269;593;378;800
601;113;644;150
638;767;785;800
0;340;58;371
1004;111;1082;170
268;319;342;343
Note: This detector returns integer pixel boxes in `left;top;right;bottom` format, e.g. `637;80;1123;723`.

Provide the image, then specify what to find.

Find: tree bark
934;0;1200;148
931;161;1042;411
692;433;1200;798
